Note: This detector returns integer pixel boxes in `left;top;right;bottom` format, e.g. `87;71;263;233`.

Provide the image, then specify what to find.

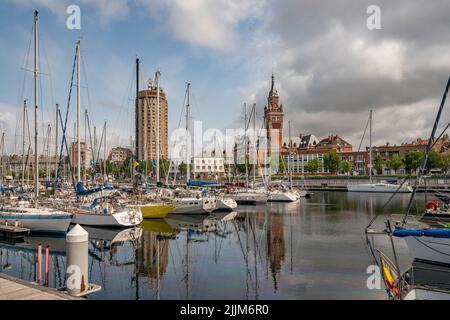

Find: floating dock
0;273;83;300
0;225;29;243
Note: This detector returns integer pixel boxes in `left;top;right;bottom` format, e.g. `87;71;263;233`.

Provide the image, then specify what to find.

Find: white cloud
351;39;406;81
139;0;267;51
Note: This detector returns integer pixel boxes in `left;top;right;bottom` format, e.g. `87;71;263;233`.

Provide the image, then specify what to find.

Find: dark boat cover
393;228;450;238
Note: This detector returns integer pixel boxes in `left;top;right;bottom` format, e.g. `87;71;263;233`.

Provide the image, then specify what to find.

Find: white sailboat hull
228;192;268;204
170;198;216;215
71;210;142;227
0;207;72;234
347;183;413;193
404;236;450;266
268;190;299;202
214;198;237;212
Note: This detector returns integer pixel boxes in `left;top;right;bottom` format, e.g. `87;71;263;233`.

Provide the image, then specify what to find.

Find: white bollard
66;224;89;296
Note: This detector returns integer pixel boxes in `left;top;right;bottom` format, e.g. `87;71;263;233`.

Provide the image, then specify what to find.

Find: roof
316;134;352;149
283;134;319;149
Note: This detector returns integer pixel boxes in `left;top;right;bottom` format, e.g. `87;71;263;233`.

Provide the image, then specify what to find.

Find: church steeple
269;72;278;97
264;72;284;149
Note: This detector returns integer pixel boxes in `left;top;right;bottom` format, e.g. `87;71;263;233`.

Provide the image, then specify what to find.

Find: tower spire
269;72;278;97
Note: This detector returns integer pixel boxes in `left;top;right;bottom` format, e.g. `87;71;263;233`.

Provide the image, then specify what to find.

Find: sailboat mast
156;71;161;184
403;76;450;223
103;121;106;180
54;103;58;181
369;109;372;183
186;82;191;183
76;40;81;182
289;120;292;188
135;58;139;162
33;10;39;206
244;103;248;191
22;100;27;186
253;103;256;187
1;133;4;186
46;124;51;181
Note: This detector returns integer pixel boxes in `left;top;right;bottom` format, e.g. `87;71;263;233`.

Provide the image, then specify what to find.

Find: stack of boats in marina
0;11;73;235
367;76;450;300
1;11;306;237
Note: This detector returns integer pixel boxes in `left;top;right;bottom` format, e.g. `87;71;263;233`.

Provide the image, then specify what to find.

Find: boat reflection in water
135;212;238;300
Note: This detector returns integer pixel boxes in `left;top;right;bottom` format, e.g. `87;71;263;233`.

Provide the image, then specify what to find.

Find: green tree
437;153;450;173
339;160;353;174
323;150;341;174
178;161;187;176
386;155;403;174
426;150;441;171
404;151;423;174
373;156;386;175
305;158;320;173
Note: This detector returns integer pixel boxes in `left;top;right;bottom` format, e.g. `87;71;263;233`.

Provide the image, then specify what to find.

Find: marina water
0;192;425;299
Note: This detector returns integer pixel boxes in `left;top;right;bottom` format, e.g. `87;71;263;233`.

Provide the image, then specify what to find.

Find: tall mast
186;82;191;183
369;109;372;183
103;121;107;180
84;110;87;180
22;100;27;186
253;103;256;187
1;133;4;186
135;58;139;161
403;77;450;223
33;11;39;206
76;40;81;182
133;58;139;186
289;120;292;188
93;125;97;172
156;71;161;184
45;124;51;181
244;103;248;191
54;103;58;180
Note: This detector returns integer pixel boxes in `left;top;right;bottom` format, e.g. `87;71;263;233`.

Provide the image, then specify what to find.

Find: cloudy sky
1;0;450;155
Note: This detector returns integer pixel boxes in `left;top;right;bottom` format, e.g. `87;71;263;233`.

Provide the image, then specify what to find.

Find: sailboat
227;103;269;205
160;82;217;214
132;59;174;219
347;110;412;193
0;11;72;234
267;118;298;202
66;41;142;227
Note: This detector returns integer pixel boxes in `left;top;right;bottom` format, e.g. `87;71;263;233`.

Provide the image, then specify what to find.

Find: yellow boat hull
140;219;176;233
139;204;174;219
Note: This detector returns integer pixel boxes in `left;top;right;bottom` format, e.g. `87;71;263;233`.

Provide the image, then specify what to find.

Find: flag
380;254;399;298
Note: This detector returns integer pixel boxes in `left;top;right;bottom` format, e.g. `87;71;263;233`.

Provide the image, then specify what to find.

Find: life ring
426;200;439;211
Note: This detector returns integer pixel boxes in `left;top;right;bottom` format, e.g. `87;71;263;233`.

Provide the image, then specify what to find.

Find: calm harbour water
0;191;426;300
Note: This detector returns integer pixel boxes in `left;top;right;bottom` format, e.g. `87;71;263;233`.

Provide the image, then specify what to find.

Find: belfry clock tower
264;73;284;148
